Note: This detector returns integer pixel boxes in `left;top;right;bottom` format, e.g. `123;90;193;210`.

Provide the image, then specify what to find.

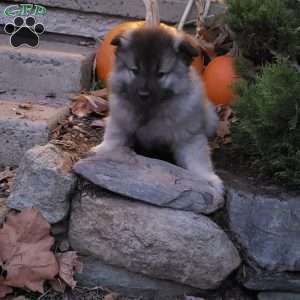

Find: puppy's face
109;27;198;107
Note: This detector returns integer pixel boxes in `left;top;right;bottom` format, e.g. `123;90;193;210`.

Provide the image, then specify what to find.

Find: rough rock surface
0;101;69;166
258;292;300;300
74;150;224;215
226;174;300;272
77;256;201;300
69;186;241;289
8;144;77;223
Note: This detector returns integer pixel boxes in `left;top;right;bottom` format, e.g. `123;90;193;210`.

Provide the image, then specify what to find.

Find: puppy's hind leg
173;134;224;199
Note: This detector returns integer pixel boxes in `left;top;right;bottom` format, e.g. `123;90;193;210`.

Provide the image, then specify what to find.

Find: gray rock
0;101;69;167
69;186;241;289
73;150;224;215
258;293;300;300
242;268;300;292
0;34;95;104
8;144;77;223
7;0;225;24
77;256;202;300
227;173;300;272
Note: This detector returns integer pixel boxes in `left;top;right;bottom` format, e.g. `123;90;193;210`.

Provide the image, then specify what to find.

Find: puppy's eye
157;71;166;79
130;68;139;76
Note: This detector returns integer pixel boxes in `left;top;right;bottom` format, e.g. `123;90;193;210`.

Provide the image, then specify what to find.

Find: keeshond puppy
93;27;224;200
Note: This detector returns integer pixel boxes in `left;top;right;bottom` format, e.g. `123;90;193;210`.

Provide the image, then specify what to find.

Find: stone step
0;100;69;167
0;34;95;105
0;3;122;40
1;1;225;39
7;0;198;23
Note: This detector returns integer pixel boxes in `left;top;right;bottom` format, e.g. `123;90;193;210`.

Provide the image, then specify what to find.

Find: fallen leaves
0;208;59;293
0;168;15;198
213;105;234;148
56;252;82;289
71;90;108;118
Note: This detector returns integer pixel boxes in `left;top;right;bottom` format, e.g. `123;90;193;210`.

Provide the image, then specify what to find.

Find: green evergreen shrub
226;0;300;64
232;61;300;187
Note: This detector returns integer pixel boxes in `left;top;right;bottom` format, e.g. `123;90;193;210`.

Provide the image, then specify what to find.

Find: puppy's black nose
138;89;150;100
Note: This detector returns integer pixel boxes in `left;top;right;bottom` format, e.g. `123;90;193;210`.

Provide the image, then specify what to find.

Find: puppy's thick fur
93;27;223;198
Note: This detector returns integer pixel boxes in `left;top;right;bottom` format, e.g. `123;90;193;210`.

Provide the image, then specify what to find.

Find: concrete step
1;1;225;39
0;34;95;105
0;100;69;167
7;0;195;23
0;3;122;40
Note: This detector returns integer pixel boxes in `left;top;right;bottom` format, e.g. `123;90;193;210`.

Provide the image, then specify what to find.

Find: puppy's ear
176;35;199;65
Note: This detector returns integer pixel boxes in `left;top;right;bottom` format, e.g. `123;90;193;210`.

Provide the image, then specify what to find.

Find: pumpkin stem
143;0;160;27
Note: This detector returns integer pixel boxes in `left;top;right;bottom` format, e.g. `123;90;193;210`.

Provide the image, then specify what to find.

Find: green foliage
232;62;300;187
226;0;300;64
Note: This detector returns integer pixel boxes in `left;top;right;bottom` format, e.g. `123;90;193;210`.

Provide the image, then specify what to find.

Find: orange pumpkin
96;21;204;82
203;56;238;105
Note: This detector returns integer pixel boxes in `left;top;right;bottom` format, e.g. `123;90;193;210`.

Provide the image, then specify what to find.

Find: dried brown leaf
0;285;12;298
0;168;15;183
56;252;82;289
0;208;59;293
90;88;108;99
71;95;108;118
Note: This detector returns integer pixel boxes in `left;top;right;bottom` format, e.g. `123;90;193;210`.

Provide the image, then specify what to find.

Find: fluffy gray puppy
93;27;223;200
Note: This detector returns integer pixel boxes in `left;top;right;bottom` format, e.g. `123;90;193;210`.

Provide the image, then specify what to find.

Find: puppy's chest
135;109;180;145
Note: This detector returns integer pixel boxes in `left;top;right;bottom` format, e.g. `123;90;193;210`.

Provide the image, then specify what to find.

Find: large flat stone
74;150;224;215
0;101;68;167
69;186;241;289
0;34;95;104
77;256;202;300
7;0;225;24
8;144;77;223
227;173;300;272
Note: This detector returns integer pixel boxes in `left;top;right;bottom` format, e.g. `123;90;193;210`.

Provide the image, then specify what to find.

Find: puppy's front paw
206;173;224;200
90;142;111;154
196;172;224;203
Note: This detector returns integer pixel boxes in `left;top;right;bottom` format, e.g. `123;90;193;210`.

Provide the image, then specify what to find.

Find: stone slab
0;34;95;104
69;186;240;289
0;101;68;167
74;149;224;215
77;256;202;300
